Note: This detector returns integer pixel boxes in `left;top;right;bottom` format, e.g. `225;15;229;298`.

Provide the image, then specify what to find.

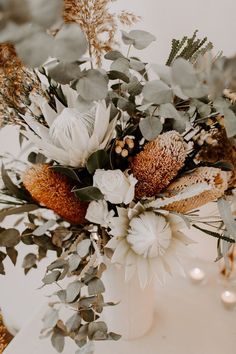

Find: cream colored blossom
107;206;192;288
85;199;115;227
93;169;137;205
22;86;116;167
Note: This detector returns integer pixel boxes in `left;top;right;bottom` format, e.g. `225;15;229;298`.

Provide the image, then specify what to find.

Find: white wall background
111;0;236;63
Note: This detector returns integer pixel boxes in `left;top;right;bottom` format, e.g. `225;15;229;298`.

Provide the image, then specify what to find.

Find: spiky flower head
164;166;230;213
23;164;87;224
131;131;187;199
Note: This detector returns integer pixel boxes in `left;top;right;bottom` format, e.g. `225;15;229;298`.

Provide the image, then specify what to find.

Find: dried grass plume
64;0;140;66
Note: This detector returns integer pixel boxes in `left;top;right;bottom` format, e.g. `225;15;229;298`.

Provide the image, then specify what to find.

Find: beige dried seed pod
131;131;187;198
164;166;231;213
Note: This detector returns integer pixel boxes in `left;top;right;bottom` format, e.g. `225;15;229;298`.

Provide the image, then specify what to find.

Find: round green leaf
76;69;108;101
139;116;162;141
0;228;20;247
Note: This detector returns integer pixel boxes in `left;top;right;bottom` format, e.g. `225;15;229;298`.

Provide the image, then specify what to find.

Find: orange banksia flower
131;131;187;198
197;128;236;188
164;166;231;213
0;314;12;353
23;164;88;224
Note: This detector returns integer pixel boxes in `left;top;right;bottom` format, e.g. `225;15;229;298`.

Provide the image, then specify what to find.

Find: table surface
3;258;236;354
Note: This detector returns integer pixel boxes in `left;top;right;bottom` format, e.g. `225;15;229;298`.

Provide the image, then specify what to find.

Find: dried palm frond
64;0;140;66
166;30;213;66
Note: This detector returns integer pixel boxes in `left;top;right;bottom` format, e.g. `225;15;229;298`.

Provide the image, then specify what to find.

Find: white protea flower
22;85;116;167
107;206;193;288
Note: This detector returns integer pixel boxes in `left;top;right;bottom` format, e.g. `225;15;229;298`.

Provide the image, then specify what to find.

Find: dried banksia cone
131;131;187;198
23;164;88;224
0;314;12;352
196;129;236;188
164;167;231;213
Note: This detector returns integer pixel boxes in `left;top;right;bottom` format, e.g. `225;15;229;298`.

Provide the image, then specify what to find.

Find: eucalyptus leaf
74;186;104;201
129;58;145;72
6;247;18;265
48;62;82;84
53;24;88;62
42;270;61;285
107;70;130;83
51;328;65;353
88;321;108;340
143;80;173;104
86;150;109;174
110;58;130;74
47;259;68;271
0;204;39;221
88;277;105;295
51;165;81;182
139;116;162;141
0;251;7;262
66;313;81;332
69;254;81;272
218;198;236;240
104;50;125;61
1;164;26;199
66;280;83;303
77;69;108;101
75;341;94;354
15;29;54;68
122;77;143;96
33;220;56;236
2;0;31;24
172;58;198;89
22;253;37;269
223;108;236;138
151;64;172;85
28;0;63;29
122;30;156;50
108;332;122;341
0;229;20;247
43;308;59;329
77;239;91;258
159;103;181;120
80;309;95;323
0;262;5;275
55;290;66;302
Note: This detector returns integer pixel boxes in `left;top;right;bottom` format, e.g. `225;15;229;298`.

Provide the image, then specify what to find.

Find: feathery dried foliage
166;30;213;66
0;43;44;128
64;0;140;66
23;164;88;224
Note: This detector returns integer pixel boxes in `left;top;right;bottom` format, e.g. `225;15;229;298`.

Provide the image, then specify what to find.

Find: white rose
85;200;114;227
93;169;137;205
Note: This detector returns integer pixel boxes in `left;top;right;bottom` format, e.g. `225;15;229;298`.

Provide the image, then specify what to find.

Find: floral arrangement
1;0;236;353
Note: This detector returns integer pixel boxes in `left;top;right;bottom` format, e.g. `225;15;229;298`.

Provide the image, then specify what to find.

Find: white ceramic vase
102;263;156;340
